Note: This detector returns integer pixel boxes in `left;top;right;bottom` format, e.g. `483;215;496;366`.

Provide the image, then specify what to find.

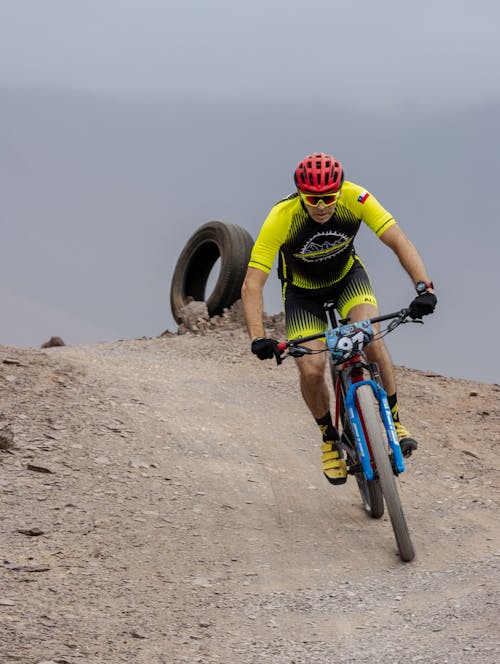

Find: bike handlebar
277;307;411;354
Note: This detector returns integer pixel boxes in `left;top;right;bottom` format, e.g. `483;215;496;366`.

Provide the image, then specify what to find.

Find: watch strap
415;280;434;294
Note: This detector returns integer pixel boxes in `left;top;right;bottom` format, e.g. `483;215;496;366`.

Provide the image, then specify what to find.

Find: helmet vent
294;152;343;193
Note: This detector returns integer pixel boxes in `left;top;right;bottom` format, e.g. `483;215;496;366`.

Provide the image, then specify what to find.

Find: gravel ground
1;317;499;663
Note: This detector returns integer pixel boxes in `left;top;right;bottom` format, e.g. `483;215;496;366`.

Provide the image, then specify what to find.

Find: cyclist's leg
335;258;394;387
337;259;417;456
284;287;330;419
284;287;347;483
348;302;396;395
296;340;330;418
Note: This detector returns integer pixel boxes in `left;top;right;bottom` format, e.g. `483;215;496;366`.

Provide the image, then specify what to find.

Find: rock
2;358;22;366
178;301;210;332
128;458;149;469
0;425;15;450
18;528;45;537
41;336;66;348
27;463;54;474
191;577;211;587
6;563;50;572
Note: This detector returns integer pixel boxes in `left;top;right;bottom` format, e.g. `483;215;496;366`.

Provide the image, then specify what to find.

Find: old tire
170;221;254;323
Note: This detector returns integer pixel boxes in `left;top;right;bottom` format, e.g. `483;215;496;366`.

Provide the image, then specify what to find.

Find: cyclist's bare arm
241;266;269;340
379;225;435;292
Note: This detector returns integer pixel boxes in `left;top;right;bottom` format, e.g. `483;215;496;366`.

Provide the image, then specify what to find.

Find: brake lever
387;318;403;333
387;310;416;332
288;346;313;358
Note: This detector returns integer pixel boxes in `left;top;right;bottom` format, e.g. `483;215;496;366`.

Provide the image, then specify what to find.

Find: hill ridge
1;324;499;662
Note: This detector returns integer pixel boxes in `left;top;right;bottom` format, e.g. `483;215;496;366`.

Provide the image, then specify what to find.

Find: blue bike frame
281;308;412;484
345;379;406;481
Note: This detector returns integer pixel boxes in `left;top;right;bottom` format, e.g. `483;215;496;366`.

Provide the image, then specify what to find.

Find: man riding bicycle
241;152;437;485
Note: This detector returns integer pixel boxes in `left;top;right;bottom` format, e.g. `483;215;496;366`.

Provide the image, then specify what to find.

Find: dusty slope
0;320;499;664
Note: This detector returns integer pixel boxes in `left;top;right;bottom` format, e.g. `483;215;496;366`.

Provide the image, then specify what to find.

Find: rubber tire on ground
170;221;254;323
356;384;415;562
330;361;384;519
354;470;385;520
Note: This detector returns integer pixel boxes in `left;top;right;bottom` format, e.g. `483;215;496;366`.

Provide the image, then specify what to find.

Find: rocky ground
1;305;499;663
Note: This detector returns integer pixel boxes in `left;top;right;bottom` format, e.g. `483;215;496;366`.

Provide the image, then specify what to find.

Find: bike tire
330;361;384;519
356;384;415;562
354;472;384;519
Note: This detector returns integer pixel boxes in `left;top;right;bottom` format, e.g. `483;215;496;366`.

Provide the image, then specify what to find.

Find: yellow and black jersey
248;181;395;290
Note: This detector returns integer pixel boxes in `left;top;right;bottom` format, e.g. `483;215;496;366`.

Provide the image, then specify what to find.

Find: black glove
409;292;437;319
251;337;282;364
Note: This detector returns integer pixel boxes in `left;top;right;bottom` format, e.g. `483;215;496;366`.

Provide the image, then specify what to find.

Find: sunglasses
299;190;341;207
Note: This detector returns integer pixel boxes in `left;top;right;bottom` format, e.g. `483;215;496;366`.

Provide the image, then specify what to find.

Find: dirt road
1;324;499;663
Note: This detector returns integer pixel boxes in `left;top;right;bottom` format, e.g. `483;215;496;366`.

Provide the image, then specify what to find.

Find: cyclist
241;152;436;485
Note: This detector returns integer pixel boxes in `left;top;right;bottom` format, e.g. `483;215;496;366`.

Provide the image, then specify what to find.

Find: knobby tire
356;384;415;562
331;362;384;519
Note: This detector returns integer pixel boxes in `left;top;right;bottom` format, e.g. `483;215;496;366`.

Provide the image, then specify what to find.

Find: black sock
387;393;399;422
315;412;338;441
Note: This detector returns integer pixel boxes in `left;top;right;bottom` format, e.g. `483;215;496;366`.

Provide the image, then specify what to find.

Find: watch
415;280;434;295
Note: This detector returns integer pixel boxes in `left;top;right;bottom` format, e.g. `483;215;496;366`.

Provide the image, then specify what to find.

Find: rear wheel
331;362;384;519
354;470;384;520
356;384;415;562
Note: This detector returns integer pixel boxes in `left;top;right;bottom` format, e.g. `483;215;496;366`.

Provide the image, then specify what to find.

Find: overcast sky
1;0;499;384
2;0;499;109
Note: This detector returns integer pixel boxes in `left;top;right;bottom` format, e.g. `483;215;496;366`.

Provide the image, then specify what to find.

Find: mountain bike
277;304;418;562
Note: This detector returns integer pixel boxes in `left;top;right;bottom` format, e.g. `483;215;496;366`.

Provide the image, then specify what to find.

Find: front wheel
356;384;415;562
330;361;384;519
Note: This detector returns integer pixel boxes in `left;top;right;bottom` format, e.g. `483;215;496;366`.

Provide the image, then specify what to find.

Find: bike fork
345;380;406;480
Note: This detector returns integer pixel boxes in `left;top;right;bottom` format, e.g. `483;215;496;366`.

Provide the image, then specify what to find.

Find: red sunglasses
299;190;341;207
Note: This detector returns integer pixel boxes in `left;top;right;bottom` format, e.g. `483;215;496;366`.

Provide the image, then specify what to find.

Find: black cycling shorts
283;258;378;341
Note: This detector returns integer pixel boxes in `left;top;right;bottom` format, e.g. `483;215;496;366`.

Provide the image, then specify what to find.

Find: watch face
416;281;429;294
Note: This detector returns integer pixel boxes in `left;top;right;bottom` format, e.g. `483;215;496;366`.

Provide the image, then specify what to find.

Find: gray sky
1;0;499;384
1;0;499;109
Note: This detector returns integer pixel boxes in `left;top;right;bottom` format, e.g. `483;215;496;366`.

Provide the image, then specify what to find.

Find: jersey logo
294;231;351;263
358;190;370;204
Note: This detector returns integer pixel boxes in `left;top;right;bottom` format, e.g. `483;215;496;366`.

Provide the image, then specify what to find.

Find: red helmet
294;152;344;193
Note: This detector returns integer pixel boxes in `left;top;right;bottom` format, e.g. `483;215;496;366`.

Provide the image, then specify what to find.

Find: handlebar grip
277;341;287;353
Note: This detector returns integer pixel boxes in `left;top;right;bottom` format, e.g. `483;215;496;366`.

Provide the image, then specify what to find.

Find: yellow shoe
393;421;418;457
321;441;347;485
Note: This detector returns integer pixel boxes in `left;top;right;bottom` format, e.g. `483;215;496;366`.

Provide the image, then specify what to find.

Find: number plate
325;320;374;361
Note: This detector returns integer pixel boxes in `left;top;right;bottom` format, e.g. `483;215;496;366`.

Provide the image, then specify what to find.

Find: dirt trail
1;324;499;663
